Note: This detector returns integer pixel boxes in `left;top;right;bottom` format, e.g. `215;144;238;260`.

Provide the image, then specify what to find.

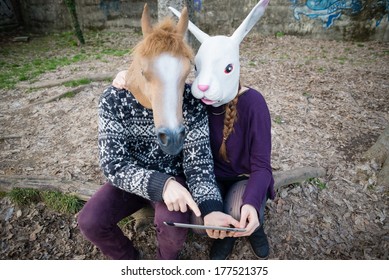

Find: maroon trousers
77;180;190;260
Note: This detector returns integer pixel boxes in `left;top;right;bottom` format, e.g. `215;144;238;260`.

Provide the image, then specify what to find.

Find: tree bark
0;175;99;201
363;126;389;186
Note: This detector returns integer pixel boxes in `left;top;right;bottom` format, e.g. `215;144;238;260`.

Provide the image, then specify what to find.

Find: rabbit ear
169;6;210;43
231;0;270;44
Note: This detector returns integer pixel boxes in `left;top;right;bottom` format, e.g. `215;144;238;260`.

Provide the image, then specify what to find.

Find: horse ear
169;6;210;43
175;6;189;37
231;0;269;44
141;3;153;36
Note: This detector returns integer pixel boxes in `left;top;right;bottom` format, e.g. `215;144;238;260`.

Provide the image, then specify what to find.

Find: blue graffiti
194;0;202;12
291;0;363;28
375;0;389;26
100;0;120;18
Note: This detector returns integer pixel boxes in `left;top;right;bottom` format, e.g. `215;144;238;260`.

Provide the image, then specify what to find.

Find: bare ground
0;30;388;260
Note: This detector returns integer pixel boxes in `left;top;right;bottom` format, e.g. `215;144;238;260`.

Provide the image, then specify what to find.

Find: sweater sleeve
98;87;172;201
242;91;274;213
182;90;223;216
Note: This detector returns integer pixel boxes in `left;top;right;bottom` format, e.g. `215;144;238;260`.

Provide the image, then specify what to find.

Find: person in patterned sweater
77;84;240;260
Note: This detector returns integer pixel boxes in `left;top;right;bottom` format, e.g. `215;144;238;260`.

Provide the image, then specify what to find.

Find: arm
98;87;172;201
181;91;224;216
238;91;273;236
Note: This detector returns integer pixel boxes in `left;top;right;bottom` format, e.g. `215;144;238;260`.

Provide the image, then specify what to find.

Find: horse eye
141;70;151;81
224;64;233;74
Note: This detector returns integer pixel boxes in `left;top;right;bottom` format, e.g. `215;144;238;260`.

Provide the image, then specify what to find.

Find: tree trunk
363;126;389;186
64;0;85;45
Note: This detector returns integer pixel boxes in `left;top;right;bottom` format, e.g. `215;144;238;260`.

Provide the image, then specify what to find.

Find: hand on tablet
234;204;260;237
204;211;243;239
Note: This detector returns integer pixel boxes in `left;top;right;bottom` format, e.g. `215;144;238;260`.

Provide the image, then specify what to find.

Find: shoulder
99;86;133;109
238;87;269;112
100;86;129;102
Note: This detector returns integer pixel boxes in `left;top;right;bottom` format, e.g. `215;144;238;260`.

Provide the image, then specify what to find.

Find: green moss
63;78;91;87
308;178;327;190
41;190;83;214
5;188;83;214
101;48;131;57
275;31;285;38
8;188;41;205
0;191;7;199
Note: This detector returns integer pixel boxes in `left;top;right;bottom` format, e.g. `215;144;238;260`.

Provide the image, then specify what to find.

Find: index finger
183;193;201;217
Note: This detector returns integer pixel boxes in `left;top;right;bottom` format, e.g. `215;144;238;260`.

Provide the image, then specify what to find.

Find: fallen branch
0;166;326;230
0;167;326;201
0;175;100;201
18;72;115;89
28;85;89;107
0;135;22;141
273;166;326;191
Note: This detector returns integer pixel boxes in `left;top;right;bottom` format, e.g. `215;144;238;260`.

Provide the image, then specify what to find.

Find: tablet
164;221;246;232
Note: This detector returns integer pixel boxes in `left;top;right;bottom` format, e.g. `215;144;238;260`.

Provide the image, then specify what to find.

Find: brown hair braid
219;94;239;162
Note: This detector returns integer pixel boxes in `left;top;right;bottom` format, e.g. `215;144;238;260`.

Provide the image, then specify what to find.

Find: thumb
228;216;241;229
239;211;249;229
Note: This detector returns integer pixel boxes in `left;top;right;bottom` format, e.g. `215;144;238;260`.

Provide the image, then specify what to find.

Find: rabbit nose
198;84;209;92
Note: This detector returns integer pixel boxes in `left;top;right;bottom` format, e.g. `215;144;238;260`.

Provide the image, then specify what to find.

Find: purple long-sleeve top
207;87;276;213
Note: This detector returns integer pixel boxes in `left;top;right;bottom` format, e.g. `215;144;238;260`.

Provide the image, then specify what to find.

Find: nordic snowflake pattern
98;85;222;207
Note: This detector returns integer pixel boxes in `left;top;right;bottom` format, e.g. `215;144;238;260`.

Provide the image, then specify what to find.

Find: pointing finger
185;195;201;217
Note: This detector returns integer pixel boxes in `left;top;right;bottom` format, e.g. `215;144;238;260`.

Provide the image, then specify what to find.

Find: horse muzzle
156;125;185;155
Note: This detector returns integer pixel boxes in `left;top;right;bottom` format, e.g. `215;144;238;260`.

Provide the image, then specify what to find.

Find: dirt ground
0;29;388;260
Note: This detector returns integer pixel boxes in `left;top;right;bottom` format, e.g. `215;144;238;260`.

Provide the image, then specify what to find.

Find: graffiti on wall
194;0;202;12
375;0;389;26
291;0;389;28
290;0;363;28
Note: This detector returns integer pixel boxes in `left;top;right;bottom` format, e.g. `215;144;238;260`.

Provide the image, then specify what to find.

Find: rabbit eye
194;65;197;72
224;64;233;74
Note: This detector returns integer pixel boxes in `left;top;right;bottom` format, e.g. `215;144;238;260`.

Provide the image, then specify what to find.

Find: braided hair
219;85;241;162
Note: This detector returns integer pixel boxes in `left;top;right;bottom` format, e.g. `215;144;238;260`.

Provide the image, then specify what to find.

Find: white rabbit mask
169;0;270;107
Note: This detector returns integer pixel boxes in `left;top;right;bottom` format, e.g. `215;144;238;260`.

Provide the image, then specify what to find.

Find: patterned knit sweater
98;84;223;216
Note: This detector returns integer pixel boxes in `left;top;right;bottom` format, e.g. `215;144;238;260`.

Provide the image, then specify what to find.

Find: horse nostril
156;126;185;155
157;132;169;146
198;84;209;92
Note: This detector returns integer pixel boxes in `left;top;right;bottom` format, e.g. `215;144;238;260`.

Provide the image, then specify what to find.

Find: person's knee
77;207;102;238
224;181;246;220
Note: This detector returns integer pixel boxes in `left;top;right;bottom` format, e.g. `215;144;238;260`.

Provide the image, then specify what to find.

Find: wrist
162;177;176;195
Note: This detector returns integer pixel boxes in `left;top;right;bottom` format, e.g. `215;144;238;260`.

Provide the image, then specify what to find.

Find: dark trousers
77;180;190;260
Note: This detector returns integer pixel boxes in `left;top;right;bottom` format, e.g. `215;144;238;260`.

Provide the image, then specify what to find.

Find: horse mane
134;18;193;60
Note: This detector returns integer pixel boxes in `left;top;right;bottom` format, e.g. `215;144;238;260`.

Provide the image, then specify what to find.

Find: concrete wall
3;0;389;41
16;0;158;32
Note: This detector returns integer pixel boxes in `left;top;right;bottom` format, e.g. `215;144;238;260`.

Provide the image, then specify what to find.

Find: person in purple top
204;85;275;259
168;0;274;259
